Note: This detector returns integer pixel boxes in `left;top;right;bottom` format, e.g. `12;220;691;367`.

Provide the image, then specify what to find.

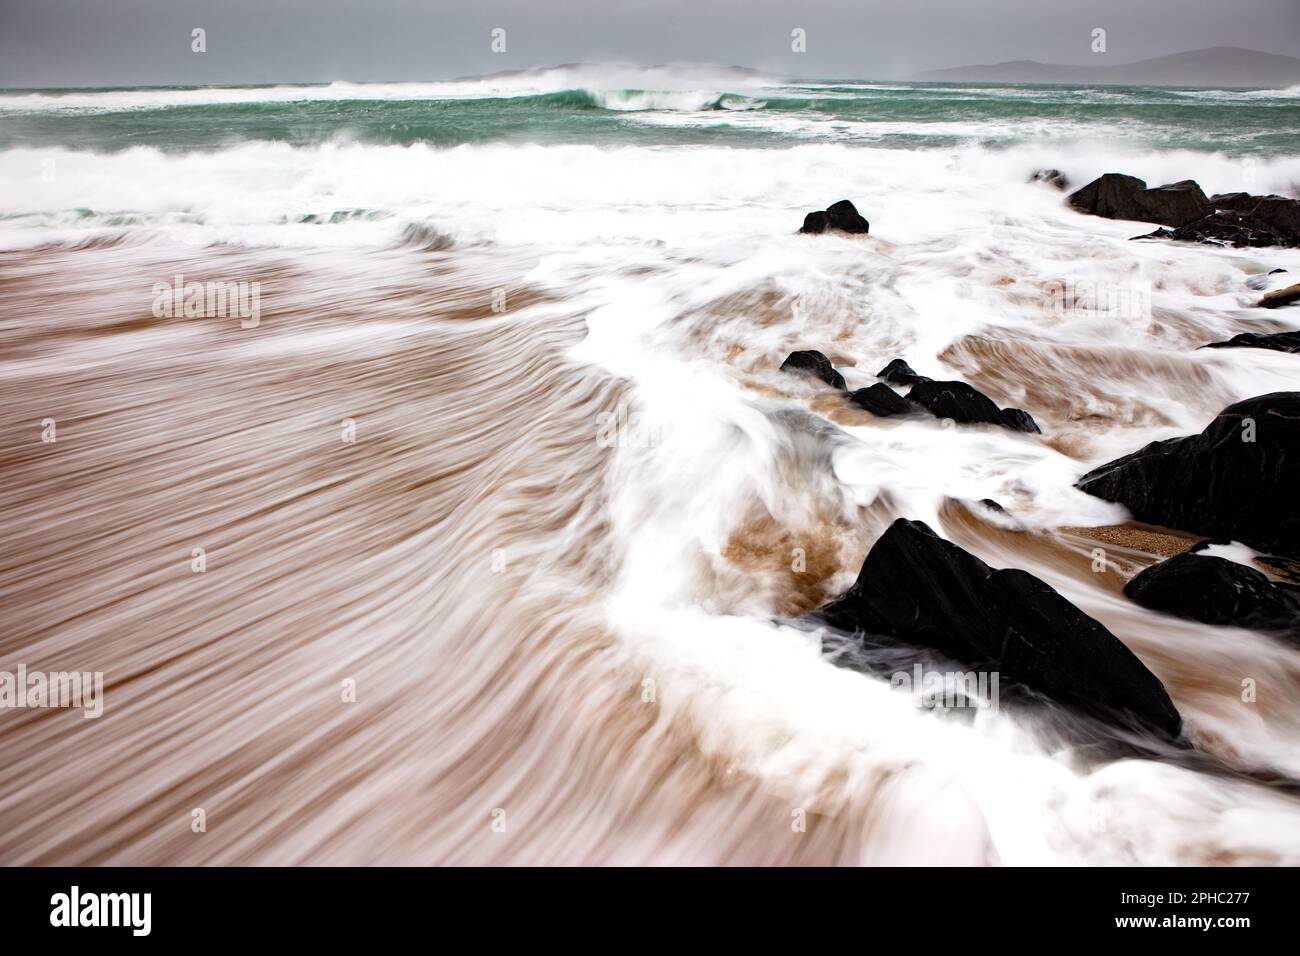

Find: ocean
1;64;1299;864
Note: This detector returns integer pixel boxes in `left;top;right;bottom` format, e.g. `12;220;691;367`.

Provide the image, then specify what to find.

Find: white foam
0;64;781;113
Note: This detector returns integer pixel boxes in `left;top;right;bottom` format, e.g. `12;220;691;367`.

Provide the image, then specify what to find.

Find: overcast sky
2;0;1297;88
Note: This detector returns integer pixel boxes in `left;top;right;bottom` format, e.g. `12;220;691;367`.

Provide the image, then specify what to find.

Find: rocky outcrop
1068;174;1209;227
798;199;870;235
1076;392;1300;559
813;519;1183;737
1125;552;1300;636
779;350;846;389
1134;211;1294;249
1068;173;1146;221
779;353;1042;431
905;380;1041;433
871;359;1040;433
1210;193;1300;240
1067;175;1300;248
1260;284;1300;309
849;383;912;416
1201;331;1300;353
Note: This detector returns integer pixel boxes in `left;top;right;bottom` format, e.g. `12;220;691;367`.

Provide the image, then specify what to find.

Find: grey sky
2;0;1297;88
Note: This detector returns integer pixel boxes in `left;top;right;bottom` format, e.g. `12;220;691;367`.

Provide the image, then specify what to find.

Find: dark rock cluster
873;358;1041;433
782;176;1300;747
1067;173;1300;248
1068;174;1210;228
777;351;1041;434
798;199;870;235
907;380;1041;433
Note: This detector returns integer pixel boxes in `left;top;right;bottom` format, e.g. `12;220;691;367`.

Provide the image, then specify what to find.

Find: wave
0;84;772;118
5;139;1298;248
1167;83;1300;100
0;63;782;113
397;221;455;251
449;88;770;113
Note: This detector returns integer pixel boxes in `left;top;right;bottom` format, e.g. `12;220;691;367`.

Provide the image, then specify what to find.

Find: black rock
1208;192;1253;209
799;211;829;234
825;199;870;233
1068;173;1209;228
779;350;846;390
1125;552;1300;636
1030;168;1068;190
907;380;1042;434
799;199;869;235
1076;392;1300;560
1201;331;1300;353
849;383;912;416
813;519;1183;737
1141;180;1213;226
1131;192;1300;249
1068;172;1148;220
1134;210;1292;249
876;358;931;387
906;380;1002;425
1210;193;1300;241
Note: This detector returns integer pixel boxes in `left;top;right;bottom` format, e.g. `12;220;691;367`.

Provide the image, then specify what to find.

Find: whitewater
1;66;1299;864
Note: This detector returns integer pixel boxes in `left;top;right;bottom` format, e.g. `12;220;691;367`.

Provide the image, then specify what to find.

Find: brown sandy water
0;241;936;864
3;228;1300;866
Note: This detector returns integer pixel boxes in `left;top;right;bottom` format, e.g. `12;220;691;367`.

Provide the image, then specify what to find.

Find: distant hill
913;46;1300;88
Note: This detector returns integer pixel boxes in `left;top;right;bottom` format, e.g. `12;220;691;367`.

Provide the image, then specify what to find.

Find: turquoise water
2;77;1297;154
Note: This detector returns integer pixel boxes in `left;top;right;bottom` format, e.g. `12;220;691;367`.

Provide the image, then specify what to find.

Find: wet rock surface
1201;331;1300;353
798;199;870;235
811;519;1183;737
1076;392;1300;560
849;382;912;416
1068;173;1300;248
906;380;1041;433
1068;174;1209;228
779;349;846;389
1125;551;1300;637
